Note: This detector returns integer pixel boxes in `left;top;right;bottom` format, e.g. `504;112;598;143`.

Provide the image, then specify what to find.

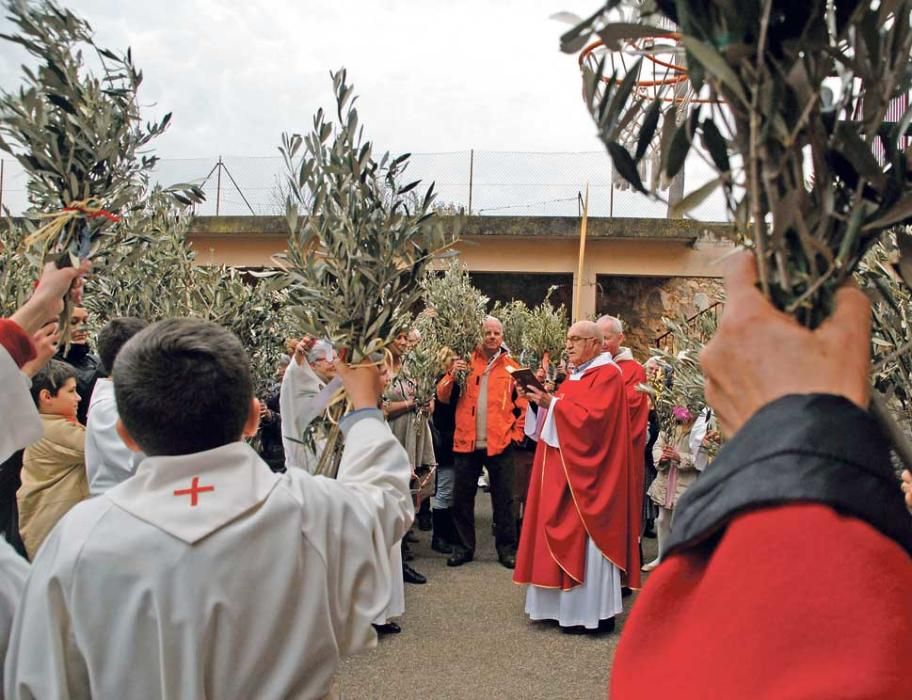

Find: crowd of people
0;253;909;698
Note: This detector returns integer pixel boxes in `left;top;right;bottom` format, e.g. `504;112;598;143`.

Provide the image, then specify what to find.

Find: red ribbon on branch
62;205;122;223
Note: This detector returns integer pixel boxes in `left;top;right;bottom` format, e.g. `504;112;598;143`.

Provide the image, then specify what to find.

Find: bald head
596;314;625;356
566;320;603;366
481;315;504;357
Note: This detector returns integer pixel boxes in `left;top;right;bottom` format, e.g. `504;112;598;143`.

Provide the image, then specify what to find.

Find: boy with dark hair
17;360;88;559
6;318;413;699
85;317;148;495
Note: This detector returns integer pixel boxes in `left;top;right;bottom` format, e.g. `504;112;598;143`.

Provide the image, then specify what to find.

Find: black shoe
417;510;433;531
403;563;427;584
403;550;415;562
405;530;419;543
446;549;474;567
431;536;453;554
598;617;616;634
373;622;401;635
498;552;516;569
560;625;592;635
621;586;632;598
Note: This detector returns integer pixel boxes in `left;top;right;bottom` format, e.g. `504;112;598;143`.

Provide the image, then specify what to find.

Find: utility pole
468;149;474;215
215;156;223;216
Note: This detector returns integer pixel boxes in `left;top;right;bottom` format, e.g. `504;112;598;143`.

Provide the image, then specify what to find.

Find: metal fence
0;150;727;220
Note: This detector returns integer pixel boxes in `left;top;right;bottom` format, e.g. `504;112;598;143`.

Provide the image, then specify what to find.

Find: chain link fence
0;150;726;219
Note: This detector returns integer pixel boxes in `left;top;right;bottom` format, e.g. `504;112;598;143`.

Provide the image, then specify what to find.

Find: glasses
566;335;597;344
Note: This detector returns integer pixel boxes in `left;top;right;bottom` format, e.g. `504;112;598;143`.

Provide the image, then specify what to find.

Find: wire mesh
0;150;727;219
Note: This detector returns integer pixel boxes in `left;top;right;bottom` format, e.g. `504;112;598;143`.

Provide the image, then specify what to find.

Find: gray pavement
337;492;657;700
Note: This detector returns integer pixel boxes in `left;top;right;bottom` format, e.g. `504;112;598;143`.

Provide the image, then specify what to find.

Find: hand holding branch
700;251;870;436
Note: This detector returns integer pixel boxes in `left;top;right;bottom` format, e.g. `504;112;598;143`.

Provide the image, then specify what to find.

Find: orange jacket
437;349;527;456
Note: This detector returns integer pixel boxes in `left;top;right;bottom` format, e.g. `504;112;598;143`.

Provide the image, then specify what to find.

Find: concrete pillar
573;267;598;321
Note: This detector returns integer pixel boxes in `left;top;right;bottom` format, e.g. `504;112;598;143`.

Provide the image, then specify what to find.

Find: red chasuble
615;356;648;457
616;355;648;552
514;359;641;591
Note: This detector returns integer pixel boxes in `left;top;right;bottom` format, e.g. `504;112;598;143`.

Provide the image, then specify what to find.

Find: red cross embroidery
173;477;215;507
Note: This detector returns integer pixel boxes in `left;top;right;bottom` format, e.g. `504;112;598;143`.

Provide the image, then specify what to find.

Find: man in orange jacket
436;316;526;568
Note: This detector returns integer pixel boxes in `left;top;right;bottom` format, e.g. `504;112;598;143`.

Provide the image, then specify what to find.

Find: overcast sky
0;0;608;156
0;1;724;218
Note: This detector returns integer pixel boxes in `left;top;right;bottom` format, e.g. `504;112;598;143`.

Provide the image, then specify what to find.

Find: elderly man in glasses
513;320;640;634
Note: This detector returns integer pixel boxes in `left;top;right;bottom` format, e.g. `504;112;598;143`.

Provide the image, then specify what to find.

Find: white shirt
85;378;144;495
5;410;413;700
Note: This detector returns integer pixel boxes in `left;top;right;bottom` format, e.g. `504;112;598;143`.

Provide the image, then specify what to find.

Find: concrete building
187;215;734;354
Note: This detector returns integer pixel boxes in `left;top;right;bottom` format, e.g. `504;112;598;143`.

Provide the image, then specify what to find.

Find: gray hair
483;315;503;330
596;315;624;334
307;339;335;364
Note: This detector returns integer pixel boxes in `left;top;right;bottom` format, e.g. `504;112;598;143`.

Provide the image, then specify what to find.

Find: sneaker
641;558;660;572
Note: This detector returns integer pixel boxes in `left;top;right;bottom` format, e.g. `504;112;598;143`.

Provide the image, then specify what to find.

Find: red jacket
611;395;912;699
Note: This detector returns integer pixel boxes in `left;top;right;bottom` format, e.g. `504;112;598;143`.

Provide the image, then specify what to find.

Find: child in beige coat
18;359;88;559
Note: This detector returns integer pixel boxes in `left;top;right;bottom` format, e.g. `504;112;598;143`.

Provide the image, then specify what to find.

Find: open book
506;365;546;393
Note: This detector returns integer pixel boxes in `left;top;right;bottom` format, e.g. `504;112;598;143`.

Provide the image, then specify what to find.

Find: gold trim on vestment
552;432;630;577
539;444;582;585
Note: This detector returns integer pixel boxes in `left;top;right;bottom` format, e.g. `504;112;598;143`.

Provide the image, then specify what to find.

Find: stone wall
596;275;724;358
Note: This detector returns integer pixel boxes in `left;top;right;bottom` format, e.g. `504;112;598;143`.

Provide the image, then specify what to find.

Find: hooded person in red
513;320;640;633
611;252;912;698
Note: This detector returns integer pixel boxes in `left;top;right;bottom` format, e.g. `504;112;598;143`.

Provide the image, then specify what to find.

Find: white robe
5;409;413;700
280;358;329;472
85;378;145;495
524;352;624;628
0;344;34;692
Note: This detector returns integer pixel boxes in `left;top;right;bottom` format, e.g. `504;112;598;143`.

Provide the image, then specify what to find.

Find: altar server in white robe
0;260;89;691
85;317;148;495
280;337;337;472
6;318;413;700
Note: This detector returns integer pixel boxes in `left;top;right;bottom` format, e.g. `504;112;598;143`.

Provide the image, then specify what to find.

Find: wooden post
573;184;590;322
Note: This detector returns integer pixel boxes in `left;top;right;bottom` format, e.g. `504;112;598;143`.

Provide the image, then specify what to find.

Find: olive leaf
563;1;912;460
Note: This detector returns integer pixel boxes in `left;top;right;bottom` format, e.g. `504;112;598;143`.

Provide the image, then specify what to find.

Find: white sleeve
540;397;562;448
4;527;90;699
0;348;42;465
279;360;326;437
85;395;141;496
523;403;538;441
0;540;28;695
294;409;413;656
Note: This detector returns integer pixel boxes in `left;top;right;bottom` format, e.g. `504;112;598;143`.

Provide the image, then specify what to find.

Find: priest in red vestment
597;315;648;569
513;320;640;634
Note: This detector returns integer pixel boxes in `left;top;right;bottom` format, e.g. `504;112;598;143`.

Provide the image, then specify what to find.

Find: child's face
41;377;80;420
